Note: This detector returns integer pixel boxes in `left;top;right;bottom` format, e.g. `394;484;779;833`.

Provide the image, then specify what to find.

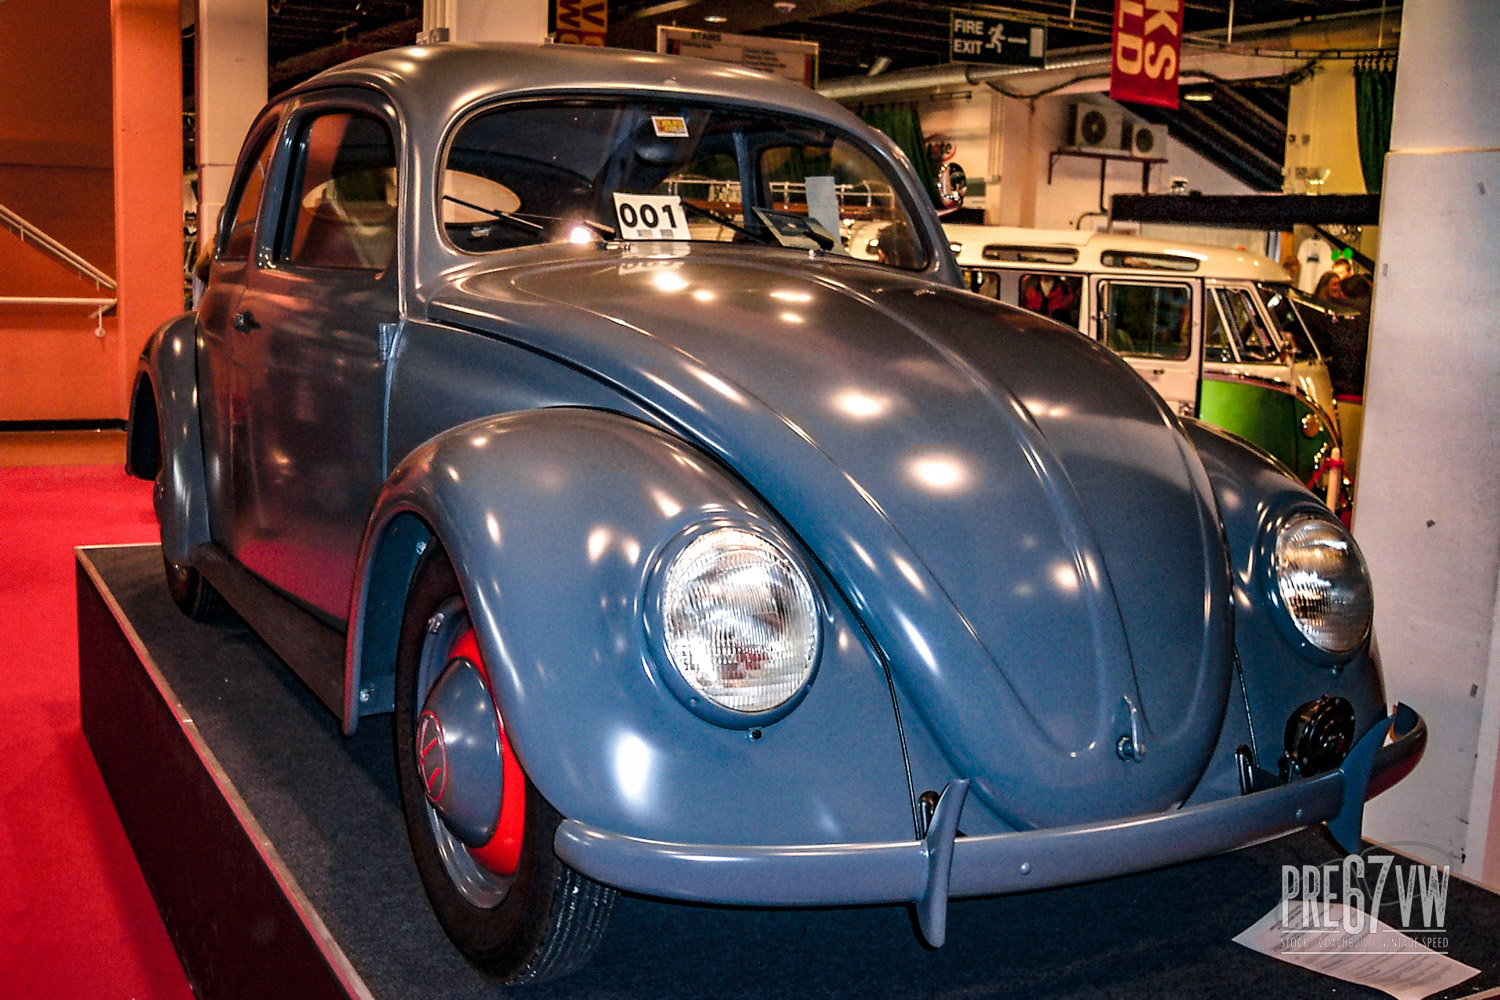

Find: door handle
232;310;260;333
1148;368;1166;376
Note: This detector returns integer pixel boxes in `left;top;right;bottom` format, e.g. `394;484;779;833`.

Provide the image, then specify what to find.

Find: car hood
428;244;1234;828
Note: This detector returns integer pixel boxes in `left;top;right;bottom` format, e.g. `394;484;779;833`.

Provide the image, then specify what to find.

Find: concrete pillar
194;0;267;257
423;0;548;44
1356;0;1500;887
111;0;183;417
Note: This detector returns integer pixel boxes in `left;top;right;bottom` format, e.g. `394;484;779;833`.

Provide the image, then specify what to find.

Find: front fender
347;407;917;848
1182;419;1386;764
131;313;211;563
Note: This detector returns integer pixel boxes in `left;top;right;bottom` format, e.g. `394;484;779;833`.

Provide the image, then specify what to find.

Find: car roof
944;224;1290;283
282;41;868;136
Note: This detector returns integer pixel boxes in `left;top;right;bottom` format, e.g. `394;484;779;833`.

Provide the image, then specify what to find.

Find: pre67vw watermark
1280;844;1453;953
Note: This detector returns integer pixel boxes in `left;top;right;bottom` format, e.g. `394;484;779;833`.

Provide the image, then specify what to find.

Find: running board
194;545;348;718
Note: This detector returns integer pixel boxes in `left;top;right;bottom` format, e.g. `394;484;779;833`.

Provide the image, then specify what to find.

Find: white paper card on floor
1234;900;1479;1000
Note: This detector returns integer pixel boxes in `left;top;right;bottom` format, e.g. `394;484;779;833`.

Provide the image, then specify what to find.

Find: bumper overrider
555;704;1425;946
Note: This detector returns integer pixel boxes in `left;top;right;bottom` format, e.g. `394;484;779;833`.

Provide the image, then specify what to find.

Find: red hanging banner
1109;0;1183;110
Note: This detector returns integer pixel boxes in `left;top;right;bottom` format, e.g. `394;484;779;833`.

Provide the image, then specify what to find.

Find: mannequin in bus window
1020;274;1077;324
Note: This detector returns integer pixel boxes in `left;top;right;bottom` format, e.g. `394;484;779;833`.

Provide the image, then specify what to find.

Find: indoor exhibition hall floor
0;462;193;998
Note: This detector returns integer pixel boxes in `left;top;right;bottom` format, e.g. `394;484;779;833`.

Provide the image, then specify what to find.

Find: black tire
163;553;229;621
394;544;614;984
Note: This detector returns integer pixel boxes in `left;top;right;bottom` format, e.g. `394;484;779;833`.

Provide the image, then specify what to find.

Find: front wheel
394;544;614;983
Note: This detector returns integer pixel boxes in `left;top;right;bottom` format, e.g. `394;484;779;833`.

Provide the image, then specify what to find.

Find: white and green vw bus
929;225;1347;509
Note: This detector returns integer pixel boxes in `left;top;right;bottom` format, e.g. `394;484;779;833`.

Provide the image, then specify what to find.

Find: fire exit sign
949;12;1046;67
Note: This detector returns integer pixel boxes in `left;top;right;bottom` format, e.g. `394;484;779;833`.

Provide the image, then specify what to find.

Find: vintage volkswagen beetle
126;42;1425;983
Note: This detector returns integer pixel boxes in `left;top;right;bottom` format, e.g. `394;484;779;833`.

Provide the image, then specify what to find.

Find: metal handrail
0;203;117;290
0;296;118;338
0;296;116;307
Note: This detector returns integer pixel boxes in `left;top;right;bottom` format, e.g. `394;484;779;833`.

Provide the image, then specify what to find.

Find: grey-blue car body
126;41;1425;981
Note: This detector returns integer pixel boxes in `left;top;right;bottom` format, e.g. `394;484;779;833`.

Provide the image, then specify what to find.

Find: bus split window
965;268;1001;300
1018;273;1082;329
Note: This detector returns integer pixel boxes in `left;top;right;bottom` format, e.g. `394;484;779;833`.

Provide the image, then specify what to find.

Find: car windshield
1214;286;1280;363
440;99;928;269
1257;282;1320;360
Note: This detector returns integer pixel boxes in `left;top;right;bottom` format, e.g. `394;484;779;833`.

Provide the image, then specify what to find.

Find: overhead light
704;13;727;23
1183;91;1214;102
866;55;892;76
774;1;798;10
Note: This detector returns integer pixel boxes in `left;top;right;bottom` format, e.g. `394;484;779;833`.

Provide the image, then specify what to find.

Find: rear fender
130;313;211;563
346;407;916;847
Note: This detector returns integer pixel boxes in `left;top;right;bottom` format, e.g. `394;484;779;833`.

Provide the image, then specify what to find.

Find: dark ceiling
253;1;1402;82
184;1;1403;191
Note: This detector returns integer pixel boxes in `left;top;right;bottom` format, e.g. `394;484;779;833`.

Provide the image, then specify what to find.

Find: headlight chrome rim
644;520;824;729
1261;507;1373;663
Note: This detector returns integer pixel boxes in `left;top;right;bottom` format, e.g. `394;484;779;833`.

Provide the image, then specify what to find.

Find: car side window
219;130;276;261
1101;282;1192;360
276;111;397;272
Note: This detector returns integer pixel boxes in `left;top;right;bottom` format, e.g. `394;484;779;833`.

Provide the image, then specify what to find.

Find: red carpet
0;466;193;998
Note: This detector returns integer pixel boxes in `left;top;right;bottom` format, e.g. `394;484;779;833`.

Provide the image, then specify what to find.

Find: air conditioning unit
1068;104;1123;152
1122;121;1163;157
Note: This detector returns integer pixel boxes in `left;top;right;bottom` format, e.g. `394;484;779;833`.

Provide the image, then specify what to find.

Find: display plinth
78;544;1500;1000
78;545;369;1000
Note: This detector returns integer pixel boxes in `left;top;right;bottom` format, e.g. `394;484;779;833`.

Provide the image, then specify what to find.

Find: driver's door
226;93;401;623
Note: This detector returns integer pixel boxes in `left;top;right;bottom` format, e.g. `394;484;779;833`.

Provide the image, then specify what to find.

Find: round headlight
1273;515;1372;655
658;527;820;717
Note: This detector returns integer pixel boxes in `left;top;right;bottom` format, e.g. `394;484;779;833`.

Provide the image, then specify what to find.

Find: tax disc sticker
651;115;690;138
612;192;692;240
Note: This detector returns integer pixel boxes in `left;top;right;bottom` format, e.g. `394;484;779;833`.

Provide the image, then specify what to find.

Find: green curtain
859;105;941;207
1354;57;1397;194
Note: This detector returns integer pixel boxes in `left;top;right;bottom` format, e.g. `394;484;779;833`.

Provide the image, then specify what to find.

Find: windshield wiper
443;194;546;233
443;197;619;241
677;200;773;245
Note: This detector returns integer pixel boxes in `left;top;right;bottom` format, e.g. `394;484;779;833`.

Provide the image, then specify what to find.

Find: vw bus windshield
441;99;930;270
1257;282;1320;361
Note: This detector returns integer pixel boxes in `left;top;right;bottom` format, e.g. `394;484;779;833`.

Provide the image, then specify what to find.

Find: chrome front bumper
554;704;1426;946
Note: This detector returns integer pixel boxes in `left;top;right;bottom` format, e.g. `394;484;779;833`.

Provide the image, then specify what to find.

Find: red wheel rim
446;628;526;877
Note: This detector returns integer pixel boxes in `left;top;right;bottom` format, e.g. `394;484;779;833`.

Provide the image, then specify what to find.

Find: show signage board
1109;0;1183;109
656;26;818;87
948;12;1045;67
